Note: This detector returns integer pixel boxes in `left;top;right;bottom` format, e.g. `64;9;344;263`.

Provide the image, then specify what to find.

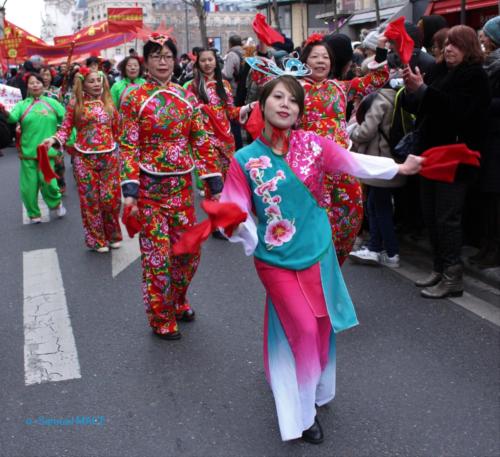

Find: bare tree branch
180;0;208;48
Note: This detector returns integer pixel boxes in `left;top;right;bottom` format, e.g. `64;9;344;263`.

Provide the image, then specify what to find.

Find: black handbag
393;130;420;163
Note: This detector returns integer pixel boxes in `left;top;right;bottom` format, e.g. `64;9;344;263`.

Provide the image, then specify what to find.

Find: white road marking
397;261;500;327
111;220;141;278
23;248;81;385
22;194;50;224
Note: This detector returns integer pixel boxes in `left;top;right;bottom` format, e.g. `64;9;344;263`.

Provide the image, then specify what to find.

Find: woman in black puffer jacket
403;25;491;299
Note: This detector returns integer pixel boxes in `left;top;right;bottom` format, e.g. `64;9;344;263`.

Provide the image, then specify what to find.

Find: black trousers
420;177;468;272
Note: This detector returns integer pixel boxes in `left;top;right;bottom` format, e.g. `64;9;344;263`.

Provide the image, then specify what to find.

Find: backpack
388;86;416;152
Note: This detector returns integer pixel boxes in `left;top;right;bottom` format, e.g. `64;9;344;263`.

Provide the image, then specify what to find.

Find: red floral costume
55;95;122;249
299;68;389;264
184;78;241;179
120;79;221;335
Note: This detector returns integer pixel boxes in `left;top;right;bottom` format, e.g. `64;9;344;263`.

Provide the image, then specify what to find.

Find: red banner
0;20;46;62
107;8;143;33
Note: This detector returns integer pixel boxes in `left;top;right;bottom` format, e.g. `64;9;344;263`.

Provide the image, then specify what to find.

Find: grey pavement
0;148;499;457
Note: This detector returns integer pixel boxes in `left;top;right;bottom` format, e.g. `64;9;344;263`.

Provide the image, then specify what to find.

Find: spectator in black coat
403;25;491;298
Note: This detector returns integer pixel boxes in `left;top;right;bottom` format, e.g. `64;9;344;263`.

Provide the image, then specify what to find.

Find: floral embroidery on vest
245;155;296;250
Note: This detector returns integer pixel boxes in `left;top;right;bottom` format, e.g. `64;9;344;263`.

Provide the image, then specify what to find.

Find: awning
425;0;499;15
316;3;409;26
348;5;406;25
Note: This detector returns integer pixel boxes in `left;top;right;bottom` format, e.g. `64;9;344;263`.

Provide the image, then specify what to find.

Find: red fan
384;17;414;65
420;144;480;183
173;200;247;255
252;14;285;46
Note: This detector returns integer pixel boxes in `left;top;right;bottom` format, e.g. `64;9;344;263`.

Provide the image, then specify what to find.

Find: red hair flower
304;33;325;47
77;66;92;81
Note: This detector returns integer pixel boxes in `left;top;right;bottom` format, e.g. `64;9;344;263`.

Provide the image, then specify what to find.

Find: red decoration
384;17;414;65
419;144;480;183
36;144;59;183
78;66;92;79
252;13;285;46
304;33;325;48
245;105;264;140
201;105;234;143
108;7;143;33
122;205;141;238
172;200;248;255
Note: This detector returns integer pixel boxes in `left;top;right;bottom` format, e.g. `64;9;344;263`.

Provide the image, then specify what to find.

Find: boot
415;271;442;287
421;265;463;299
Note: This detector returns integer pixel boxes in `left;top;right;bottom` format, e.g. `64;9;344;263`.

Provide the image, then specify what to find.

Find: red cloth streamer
36;144;59;183
252;14;285;46
201;105;234;143
122;205;142;238
419;144;480;183
173;200;248;255
384;17;414;65
246;105;264;140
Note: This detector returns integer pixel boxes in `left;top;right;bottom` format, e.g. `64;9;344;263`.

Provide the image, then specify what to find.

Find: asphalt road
0;148;498;457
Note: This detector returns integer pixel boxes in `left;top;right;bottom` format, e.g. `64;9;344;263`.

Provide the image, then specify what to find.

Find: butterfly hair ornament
245;56;312;79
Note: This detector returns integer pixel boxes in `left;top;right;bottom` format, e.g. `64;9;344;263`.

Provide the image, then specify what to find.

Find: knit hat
325;33;353;79
362;31;379;51
483;16;500;46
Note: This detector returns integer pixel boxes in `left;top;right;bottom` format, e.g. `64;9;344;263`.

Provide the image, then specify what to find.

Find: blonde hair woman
42;67;122;252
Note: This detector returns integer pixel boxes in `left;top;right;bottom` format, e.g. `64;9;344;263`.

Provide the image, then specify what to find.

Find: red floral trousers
138;172;199;335
323;172;364;266
73;151;122;249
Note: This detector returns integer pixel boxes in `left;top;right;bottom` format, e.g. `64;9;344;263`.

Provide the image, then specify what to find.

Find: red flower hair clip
22;72;36;83
77;66;91;81
304;33;325;47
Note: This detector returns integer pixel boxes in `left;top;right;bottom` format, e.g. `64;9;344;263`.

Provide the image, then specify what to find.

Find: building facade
41;0;78;43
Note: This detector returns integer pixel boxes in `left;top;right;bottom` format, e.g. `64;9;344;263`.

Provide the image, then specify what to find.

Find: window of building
278;4;291;38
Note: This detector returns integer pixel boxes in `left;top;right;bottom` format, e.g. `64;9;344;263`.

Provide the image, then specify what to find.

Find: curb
400;235;500;291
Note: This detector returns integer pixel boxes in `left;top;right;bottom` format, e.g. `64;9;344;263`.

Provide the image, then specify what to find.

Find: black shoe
152;330;182;340
211;230;227;240
176;309;195;322
301;418;324;444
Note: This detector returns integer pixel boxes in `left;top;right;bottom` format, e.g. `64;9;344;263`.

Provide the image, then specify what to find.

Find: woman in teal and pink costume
219;74;423;443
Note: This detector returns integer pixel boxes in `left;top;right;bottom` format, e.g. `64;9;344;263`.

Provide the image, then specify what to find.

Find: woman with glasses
119;34;222;340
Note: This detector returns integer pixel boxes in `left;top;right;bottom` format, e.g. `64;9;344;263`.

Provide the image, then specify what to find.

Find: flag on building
204;1;219;13
107;7;143;33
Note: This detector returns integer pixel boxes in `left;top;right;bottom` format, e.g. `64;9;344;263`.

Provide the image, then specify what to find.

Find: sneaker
56;204;66;218
380;252;400;268
348;247;380;265
109;241;121;249
30;217;42;224
94;246;110;253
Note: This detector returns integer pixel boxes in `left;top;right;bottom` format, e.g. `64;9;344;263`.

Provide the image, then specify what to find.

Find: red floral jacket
55;95;119;153
300;66;389;148
119;79;220;186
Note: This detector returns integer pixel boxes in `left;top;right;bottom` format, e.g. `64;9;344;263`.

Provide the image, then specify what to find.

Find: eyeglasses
149;53;174;62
